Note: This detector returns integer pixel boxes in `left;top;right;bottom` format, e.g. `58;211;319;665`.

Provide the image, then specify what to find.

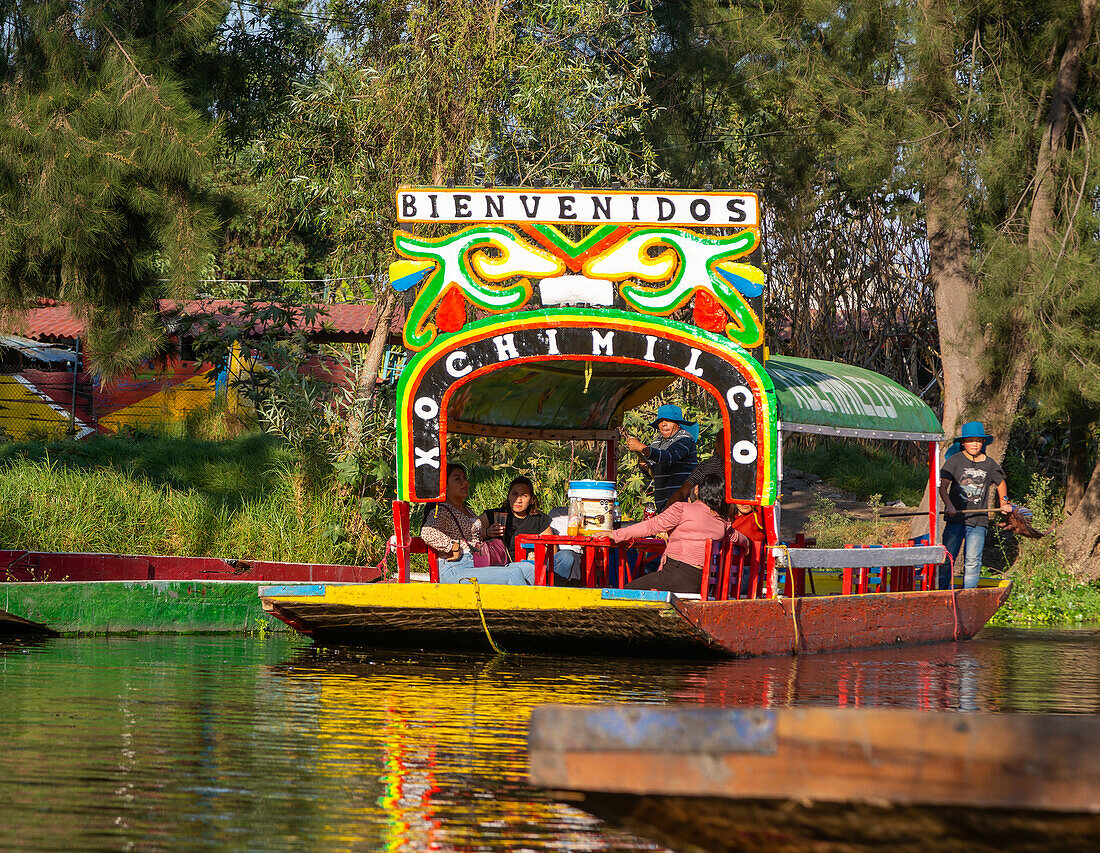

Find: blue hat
955;421;994;447
651;404;694;429
946;421;994;457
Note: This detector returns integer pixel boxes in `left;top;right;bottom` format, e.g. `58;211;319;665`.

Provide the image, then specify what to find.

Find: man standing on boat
624;404;698;511
939;421;1011;590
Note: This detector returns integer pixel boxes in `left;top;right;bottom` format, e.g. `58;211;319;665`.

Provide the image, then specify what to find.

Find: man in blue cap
938;421;1012;590
624;404;698;511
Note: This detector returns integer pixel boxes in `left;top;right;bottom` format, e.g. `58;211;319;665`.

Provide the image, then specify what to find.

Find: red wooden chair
723;539;764;600
702;534;761;601
700;536;727;600
392;499;440;583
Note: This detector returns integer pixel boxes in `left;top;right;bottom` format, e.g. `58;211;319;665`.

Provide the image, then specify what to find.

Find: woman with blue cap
624;404;698;511
939;421;1011;590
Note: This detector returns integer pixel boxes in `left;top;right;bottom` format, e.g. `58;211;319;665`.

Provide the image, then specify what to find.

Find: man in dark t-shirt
938;421;1011;590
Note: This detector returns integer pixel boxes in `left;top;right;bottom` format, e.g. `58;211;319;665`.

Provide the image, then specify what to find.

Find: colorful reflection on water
1;625;1098;851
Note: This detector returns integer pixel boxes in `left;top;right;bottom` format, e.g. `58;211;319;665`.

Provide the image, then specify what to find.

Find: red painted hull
674;585;1012;657
0;550;383;585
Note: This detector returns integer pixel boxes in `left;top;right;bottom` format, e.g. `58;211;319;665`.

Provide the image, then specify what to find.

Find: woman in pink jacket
612;473;747;594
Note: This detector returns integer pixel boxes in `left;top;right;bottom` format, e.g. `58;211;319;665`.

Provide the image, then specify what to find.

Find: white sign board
396;188;759;227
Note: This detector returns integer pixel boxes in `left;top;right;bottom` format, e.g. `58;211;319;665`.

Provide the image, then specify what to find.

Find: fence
0;361;220;440
0;346;410;442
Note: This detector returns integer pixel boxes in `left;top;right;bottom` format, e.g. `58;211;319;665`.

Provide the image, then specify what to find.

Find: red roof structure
2;299;405;345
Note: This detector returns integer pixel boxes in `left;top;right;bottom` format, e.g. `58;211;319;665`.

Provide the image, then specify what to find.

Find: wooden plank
574;793;1100;853
0;550;383;584
529;706;1100;814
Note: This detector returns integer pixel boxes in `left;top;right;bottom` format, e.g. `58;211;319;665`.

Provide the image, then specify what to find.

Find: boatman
939;421;1011;590
624;404;698;511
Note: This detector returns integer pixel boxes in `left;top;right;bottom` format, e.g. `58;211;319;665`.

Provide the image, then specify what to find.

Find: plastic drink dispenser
567;481;617;536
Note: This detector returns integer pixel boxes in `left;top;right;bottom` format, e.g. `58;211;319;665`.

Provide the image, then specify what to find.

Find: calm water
2;627;1099;852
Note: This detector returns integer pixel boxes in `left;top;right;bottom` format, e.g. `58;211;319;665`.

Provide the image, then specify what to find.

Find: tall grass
0;434;374;564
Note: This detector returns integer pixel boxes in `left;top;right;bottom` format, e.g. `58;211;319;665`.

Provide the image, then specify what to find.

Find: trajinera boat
260;186;1010;656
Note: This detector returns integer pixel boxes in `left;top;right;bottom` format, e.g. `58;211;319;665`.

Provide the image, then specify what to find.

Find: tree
0;0;229;377
259;0;659;451
644;0;1100;572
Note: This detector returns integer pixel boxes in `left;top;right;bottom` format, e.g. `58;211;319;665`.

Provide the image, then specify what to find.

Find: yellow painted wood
265;583;671;611
0;375;72;439
98;374;215;432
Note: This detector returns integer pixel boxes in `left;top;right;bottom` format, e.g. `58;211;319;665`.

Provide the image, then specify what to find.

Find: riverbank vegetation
0;431;368;564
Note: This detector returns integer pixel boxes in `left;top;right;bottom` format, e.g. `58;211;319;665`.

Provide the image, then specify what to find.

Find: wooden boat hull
0;550;383;635
0;607;57;636
529;705;1100;852
258;581;1011;658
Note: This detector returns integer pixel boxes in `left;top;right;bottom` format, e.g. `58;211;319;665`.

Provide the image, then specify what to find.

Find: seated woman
420;464;532;586
611;473;747;594
479;476;580;585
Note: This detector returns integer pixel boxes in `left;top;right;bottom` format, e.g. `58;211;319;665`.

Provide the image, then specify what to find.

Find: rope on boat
943;550;960;640
773;544;801;654
463;578;508;656
785;597;801;654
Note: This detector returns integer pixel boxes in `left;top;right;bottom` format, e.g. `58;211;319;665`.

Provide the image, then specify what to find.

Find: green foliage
260;0;658;287
805;493;910;548
184;298;331;409
200;0;325;145
988;474;1100;624
0;0;229;377
991;560;1100;625
206;154;321;294
785;440;927;505
0;433;372;564
977;228;1100;418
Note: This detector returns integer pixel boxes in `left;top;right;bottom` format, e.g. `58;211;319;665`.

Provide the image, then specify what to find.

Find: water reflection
0;626;1097;852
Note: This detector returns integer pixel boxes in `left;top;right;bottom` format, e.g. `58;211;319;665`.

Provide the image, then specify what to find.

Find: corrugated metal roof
0;334;79;363
2;300;403;343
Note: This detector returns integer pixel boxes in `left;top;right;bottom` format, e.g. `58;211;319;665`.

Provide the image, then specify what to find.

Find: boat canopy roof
416;348;943;443
765;355;943;442
441;357;673;440
394;309;779;505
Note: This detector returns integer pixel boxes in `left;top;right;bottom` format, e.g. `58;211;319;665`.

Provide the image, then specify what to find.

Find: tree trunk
1059;455;1100;579
1028;0;1097;252
908;0;988;539
342;284;399;456
1064;405;1095;515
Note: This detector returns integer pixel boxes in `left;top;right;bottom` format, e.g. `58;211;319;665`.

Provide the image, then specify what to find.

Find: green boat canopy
764;355;943;442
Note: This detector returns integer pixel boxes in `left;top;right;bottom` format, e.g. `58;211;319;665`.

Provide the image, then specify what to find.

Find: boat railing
773;542;947;597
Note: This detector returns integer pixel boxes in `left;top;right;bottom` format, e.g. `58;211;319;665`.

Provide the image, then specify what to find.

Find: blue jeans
940;523;987;590
516;548;581;583
438;553;531;586
553;550;581;581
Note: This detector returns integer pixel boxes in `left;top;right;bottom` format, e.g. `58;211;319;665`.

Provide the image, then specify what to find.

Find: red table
514;534;666;587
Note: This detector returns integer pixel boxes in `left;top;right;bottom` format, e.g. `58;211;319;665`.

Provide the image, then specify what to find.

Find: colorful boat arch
395;308;778;506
